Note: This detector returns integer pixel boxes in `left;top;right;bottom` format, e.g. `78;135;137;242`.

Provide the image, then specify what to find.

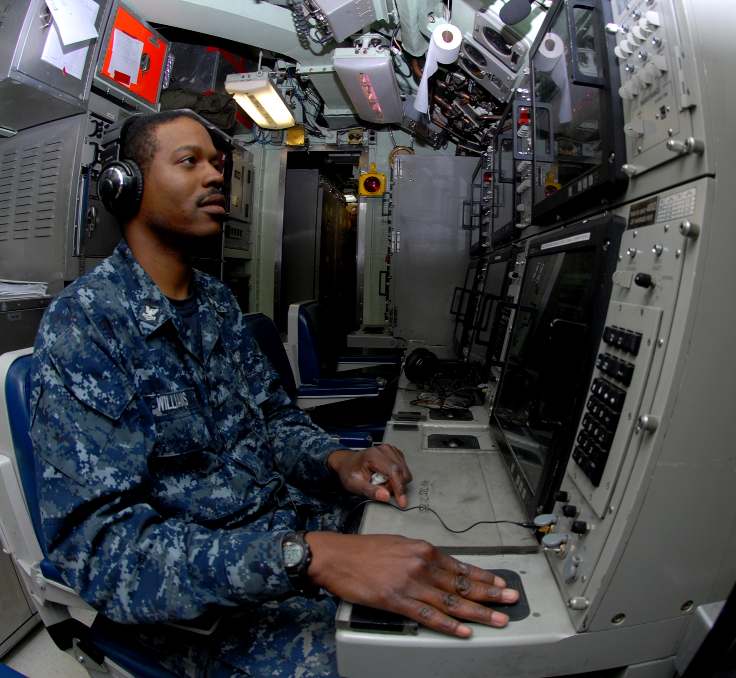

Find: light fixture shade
225;72;295;130
333;48;403;124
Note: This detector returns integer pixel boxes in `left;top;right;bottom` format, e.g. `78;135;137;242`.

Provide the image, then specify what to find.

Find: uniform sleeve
237;329;345;491
30;303;299;625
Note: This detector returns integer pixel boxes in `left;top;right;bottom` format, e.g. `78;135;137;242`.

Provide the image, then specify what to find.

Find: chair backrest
244;313;298;400
1;350;45;555
297;301;324;383
286;301;323;385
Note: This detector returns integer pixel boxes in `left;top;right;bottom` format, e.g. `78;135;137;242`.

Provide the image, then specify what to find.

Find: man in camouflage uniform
30;111;518;677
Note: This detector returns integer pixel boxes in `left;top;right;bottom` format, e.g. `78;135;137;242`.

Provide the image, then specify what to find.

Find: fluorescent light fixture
344;193;357;203
333;47;403;124
225;71;295;130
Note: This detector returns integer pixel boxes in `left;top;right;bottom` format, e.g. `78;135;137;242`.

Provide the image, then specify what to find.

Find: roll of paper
536;31;572;123
414;23;463;114
535;31;565;72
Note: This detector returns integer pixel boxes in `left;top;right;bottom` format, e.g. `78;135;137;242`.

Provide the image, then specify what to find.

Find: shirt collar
111;240;228;342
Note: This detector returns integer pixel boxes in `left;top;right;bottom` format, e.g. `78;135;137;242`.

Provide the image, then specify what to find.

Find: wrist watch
282;531;313;591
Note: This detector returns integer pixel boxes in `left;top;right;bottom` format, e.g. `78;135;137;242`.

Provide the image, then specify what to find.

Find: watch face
283;541;305;569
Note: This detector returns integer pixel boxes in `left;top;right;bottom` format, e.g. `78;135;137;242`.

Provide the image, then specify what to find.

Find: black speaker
403;348;439;385
98;115;144;220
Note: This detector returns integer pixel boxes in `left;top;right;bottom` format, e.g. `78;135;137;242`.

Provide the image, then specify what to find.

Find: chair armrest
0;456;43;564
337;355;401;366
299;382;379;397
330;433;373;448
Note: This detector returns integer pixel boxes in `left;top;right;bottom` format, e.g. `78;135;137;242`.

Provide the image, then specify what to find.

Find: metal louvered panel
0;102;125;286
12;144;40;239
0;140;61;241
0;150;16;242
36;141;62;238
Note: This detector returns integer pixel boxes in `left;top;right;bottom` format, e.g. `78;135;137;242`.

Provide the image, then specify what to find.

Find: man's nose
203;163;225;187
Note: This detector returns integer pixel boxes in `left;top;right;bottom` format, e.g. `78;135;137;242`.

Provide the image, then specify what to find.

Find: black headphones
98;115;144;220
404;348;439;385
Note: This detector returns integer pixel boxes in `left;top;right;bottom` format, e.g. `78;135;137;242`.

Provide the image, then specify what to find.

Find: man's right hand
305;532;519;638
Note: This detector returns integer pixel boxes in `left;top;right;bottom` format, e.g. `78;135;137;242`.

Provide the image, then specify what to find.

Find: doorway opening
278;149;362;362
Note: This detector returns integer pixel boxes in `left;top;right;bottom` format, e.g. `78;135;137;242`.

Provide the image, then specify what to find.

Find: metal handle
638;414;659;432
666;137;705;155
39;7;52;29
450;287;468;316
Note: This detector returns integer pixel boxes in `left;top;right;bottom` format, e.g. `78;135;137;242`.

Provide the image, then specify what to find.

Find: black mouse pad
484;569;530;621
429;408;473;421
426;434;480;449
348;569;529;633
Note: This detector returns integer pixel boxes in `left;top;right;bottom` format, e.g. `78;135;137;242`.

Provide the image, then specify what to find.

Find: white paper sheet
0;279;49;299
45;0;99;46
41;23;89;79
108;29;144;85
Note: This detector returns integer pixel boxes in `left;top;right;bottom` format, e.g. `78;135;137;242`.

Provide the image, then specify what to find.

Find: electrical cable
345;499;536;534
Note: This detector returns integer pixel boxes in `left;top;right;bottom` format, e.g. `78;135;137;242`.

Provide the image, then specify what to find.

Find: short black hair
120;109;205;174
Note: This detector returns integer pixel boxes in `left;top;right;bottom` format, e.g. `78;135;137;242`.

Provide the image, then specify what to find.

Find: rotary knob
542;532;568;554
562;504;578;518
571;520;589;535
634;272;655;289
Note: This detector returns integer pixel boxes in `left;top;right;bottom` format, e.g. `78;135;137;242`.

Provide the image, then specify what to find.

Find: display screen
468;257;511;364
493;247;596;496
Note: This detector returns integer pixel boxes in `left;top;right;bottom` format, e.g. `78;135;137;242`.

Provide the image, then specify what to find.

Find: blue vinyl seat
244;312;379;447
288;301;400;380
0;349;182;678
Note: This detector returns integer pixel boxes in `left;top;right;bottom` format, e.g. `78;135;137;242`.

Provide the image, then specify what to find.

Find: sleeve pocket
49;333;134;421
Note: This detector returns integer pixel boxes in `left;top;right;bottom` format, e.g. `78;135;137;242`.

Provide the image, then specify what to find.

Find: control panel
610;0;702;177
541;178;706;631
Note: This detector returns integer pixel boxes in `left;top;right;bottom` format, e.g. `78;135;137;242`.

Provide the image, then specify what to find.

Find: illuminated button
618;39;635;56
630;26;646;43
637;17;654;34
652;54;668;72
645;10;661;27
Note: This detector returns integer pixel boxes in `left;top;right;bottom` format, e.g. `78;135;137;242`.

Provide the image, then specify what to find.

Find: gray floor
4;625;87;677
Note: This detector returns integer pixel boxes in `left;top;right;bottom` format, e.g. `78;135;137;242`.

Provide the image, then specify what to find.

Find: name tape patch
147;388;196;417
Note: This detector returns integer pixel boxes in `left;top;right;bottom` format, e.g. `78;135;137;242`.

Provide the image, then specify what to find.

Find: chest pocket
147;389;217;474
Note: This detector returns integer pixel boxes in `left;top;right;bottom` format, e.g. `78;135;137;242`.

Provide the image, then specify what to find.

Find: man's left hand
328;444;412;508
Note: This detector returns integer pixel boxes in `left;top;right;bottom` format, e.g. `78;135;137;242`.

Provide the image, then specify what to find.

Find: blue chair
287;301;401;381
244;313;379;447
0;349;183;677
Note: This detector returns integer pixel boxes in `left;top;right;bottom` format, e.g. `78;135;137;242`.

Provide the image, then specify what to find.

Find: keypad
575;324;641;487
602;325;642;356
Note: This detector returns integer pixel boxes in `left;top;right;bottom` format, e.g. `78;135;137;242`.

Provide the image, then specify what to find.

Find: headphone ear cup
98;159;143;219
404;348;439;384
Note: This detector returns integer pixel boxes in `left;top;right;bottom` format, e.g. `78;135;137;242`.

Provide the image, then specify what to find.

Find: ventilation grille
0;138;62;242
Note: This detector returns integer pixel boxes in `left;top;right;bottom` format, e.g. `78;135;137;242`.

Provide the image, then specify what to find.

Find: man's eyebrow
171;144;224;160
172;144;202;155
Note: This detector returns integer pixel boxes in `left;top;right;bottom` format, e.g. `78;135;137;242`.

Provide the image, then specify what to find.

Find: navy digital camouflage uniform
30;239;358;677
